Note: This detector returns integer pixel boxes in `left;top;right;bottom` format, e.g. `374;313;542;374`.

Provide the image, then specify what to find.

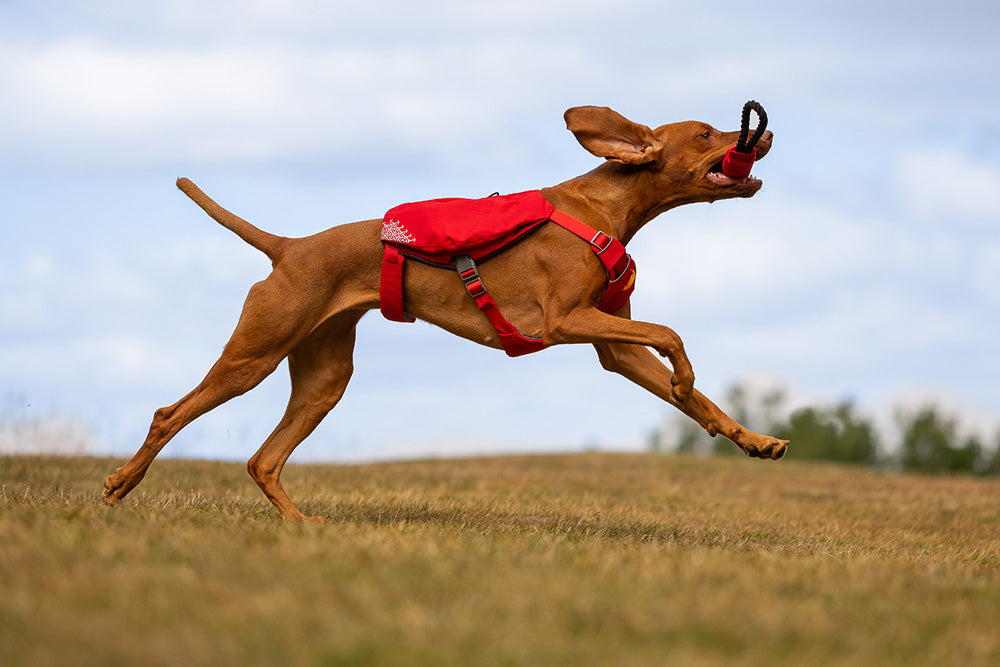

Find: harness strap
380;244;415;322
455;255;545;357
453;209;635;357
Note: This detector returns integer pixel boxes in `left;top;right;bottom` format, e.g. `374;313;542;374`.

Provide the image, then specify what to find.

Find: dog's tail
176;178;285;261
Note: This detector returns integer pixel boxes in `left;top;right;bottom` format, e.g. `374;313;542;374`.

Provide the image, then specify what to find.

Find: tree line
649;383;1000;476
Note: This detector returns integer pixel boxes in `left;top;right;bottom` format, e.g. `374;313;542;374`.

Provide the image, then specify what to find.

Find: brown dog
103;106;787;520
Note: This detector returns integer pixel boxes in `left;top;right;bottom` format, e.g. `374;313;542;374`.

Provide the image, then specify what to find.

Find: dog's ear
564;106;661;165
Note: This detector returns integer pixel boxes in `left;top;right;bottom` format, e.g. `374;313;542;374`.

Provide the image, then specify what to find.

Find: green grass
1;453;998;666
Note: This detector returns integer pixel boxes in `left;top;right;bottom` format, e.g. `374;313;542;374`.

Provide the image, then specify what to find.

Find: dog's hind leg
103;275;322;506
247;311;363;521
102;353;285;507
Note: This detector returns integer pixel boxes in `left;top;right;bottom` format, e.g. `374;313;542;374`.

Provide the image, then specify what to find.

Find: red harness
379;190;636;357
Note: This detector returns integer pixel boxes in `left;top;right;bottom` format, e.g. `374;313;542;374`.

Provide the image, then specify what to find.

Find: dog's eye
699;131;712;140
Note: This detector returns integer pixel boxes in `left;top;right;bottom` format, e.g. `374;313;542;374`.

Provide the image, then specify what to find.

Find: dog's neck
541;163;687;246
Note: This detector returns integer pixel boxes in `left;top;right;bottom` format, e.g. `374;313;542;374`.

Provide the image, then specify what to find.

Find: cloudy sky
2;0;998;462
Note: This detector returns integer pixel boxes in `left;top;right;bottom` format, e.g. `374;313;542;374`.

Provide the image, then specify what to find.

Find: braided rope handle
736;100;768;154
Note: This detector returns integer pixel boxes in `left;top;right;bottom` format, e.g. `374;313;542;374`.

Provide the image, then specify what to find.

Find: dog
103;105;787;521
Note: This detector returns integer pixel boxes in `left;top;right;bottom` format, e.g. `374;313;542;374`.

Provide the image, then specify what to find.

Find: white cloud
631;195;881;312
13;1;971;170
896;147;1000;223
727;286;988;363
0;35;589;166
1;39;281;160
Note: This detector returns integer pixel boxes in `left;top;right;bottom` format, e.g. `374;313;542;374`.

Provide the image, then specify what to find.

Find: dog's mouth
704;158;762;189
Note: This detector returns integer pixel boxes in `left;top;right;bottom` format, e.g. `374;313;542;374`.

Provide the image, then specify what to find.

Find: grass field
1;453;998;666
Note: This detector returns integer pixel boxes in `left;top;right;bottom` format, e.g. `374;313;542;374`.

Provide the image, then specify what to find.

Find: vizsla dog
103;106;787;520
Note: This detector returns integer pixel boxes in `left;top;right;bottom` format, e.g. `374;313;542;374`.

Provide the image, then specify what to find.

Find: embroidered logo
380;218;415;245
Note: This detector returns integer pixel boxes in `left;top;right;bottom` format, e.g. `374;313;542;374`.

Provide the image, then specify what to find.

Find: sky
1;0;998;462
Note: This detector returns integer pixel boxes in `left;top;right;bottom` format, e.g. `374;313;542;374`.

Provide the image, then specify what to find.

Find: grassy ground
1;453;998;666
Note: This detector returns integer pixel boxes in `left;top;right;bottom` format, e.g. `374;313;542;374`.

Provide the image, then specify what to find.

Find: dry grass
1;453;998;666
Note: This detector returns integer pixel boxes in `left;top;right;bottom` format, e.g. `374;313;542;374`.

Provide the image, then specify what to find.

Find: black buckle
590;231;613;254
455;255;487;298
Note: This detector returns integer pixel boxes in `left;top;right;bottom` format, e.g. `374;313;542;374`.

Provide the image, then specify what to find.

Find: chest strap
454;254;545;356
453;210;635;357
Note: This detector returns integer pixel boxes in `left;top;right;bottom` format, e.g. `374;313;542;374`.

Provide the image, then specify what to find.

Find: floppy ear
564;106;661;165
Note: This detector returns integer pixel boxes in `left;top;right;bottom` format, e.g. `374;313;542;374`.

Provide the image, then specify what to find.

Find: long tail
176;177;285;261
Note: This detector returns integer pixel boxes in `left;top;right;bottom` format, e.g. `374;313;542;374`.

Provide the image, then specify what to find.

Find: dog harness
379;190;636;357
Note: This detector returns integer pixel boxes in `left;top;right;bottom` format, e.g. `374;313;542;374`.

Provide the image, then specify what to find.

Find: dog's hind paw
102;479;123;505
102;468;138;505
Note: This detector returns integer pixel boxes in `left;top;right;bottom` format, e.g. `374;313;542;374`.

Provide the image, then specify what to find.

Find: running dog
103;105;786;520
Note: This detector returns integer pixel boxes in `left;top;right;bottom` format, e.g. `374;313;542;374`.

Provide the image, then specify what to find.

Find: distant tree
659;382;784;457
983;432;1000;476
672;416;716;456
954;435;983;473
707;383;784;457
774;401;879;465
710;385;747;456
897;407;982;474
651;382;1000;476
647;428;663;453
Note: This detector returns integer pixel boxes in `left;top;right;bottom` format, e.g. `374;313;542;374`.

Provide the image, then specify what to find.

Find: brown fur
103;106;787;521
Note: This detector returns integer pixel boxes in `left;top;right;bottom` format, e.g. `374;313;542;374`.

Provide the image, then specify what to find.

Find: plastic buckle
455;255;487;298
465;279;487;298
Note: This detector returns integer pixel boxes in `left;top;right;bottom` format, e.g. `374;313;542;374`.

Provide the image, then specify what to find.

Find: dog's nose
756;130;773;156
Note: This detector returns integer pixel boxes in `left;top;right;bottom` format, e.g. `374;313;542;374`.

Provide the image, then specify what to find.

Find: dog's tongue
721;146;756;179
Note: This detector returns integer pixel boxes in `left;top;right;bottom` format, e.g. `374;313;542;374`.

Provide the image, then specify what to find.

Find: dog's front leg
594;340;788;460
543;307;695;402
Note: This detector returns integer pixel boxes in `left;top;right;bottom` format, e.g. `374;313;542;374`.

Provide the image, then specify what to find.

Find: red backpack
379;190;636;357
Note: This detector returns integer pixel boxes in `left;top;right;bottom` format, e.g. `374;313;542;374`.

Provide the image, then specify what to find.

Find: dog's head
564;106;772;206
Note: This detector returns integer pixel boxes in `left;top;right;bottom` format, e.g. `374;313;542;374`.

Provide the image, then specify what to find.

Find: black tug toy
721;100;768;179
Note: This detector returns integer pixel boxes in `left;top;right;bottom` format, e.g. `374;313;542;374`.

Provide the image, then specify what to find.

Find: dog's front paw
730;428;789;460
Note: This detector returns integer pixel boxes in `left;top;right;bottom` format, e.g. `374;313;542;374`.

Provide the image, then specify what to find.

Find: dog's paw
747;440;789;460
731;428;789;460
102;472;126;505
102;465;146;505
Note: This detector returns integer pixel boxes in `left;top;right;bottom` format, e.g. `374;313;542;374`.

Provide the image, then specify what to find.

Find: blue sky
2;0;998;461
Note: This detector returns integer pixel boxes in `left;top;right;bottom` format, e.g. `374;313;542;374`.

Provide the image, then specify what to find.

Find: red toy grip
721;146;756;179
